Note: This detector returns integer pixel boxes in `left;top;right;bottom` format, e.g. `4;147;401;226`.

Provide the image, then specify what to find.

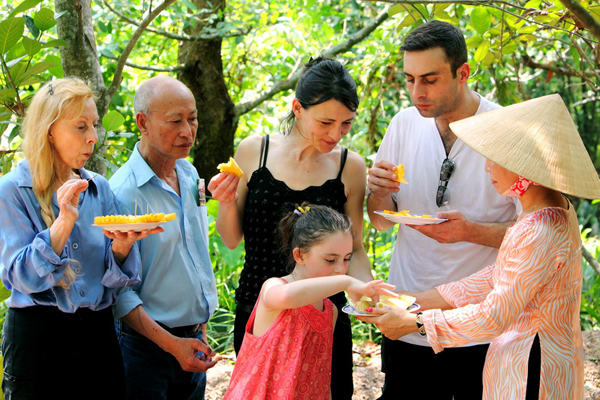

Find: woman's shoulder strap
258;134;270;169
336;147;349;180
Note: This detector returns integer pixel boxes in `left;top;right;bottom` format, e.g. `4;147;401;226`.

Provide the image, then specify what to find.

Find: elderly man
110;76;218;399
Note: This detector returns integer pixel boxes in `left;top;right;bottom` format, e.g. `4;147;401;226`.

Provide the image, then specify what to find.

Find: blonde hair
22;78;95;289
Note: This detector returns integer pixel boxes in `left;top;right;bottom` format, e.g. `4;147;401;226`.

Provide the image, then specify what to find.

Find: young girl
224;204;396;399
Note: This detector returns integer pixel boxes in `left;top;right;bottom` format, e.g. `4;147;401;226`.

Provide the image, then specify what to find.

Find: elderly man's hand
356;306;418;341
170;336;217;373
408;209;470;243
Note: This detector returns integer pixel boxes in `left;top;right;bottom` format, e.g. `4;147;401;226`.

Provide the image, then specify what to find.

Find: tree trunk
55;0;108;174
178;0;236;183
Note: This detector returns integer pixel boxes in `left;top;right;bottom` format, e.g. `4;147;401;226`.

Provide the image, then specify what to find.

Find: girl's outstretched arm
261;276;396;311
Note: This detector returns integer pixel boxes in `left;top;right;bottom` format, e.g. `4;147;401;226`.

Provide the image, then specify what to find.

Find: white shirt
374;94;519;346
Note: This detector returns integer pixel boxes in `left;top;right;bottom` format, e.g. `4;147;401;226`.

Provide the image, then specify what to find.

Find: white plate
92;221;165;232
375;211;446;225
342;303;420;316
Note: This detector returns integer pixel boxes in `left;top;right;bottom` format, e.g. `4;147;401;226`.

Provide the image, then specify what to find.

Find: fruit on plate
394;164;408;184
94;213;177;225
353;294;416;313
382;210;434;218
217;157;244;178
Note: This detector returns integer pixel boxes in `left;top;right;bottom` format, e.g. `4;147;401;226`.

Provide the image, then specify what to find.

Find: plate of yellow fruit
342;294;420;316
93;213;177;232
375;210;446;225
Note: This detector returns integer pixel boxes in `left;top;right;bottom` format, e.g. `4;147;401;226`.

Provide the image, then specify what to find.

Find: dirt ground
206;330;600;399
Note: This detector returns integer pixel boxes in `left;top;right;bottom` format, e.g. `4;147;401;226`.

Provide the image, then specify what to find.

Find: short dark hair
400;20;467;78
279;203;353;273
281;57;359;135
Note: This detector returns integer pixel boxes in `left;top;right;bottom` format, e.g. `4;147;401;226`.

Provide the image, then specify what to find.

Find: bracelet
415;312;427;337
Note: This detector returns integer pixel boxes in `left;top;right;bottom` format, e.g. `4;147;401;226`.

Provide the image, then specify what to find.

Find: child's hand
347;279;397;303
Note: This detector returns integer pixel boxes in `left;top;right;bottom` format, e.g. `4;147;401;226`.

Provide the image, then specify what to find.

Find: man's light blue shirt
109;144;217;327
0;161;141;313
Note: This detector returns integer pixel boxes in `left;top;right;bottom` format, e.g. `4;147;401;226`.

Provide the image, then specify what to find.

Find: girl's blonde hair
22;78;95;289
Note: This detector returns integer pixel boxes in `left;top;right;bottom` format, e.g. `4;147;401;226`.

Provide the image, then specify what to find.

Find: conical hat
449;94;600;199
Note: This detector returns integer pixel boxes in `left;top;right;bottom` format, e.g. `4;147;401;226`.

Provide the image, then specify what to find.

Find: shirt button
72;243;79;249
75;267;82;273
79;291;85;297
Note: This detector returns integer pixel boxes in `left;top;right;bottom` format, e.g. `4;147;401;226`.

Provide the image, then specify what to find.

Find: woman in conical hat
358;94;599;399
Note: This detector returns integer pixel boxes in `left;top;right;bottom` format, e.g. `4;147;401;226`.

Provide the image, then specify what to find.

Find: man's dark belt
156;321;201;337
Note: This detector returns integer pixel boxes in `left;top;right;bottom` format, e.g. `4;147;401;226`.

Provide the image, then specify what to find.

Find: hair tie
296;206;310;215
48;83;54;95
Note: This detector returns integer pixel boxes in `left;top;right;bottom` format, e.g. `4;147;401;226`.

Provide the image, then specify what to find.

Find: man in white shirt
366;21;518;399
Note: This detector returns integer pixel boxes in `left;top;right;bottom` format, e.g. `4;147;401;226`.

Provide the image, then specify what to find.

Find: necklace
522;192;553;214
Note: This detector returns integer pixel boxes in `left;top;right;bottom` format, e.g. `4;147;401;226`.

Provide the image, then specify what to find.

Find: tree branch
233;8;390;118
106;0;177;101
101;54;184;72
521;54;600;78
361;0;591;40
582;245;600;277
561;0;600;42
100;0;249;41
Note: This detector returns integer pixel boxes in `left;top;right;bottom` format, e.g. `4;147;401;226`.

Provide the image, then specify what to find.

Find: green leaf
46;54;63;78
42;39;66;48
0;89;18;102
517;25;538;34
474;39;490;63
3;159;13;175
8;0;43;18
34;8;57;31
8;124;21;142
24;15;39;39
466;36;483;50
0;17;25;55
14;61;59;86
102;110;126;132
22;36;42;56
524;0;542;8
389;4;405;17
501;40;517;54
470;7;491;35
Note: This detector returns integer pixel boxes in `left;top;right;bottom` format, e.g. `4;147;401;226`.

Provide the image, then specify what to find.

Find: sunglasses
436;158;455;207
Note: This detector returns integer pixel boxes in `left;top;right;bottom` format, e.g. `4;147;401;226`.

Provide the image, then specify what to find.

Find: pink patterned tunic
224;297;335;400
423;206;584;399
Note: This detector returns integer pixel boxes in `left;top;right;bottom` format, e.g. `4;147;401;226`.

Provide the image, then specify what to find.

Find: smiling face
138;81;198;161
49;97;98;170
294;231;353;279
485;159;519;195
403;47;468;119
293;98;355;153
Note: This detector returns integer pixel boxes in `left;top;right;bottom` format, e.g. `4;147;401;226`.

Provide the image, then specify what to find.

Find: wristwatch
415;312;427;337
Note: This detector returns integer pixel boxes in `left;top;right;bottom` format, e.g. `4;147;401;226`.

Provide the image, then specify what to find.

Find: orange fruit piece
217;157;244;178
395;164;408;184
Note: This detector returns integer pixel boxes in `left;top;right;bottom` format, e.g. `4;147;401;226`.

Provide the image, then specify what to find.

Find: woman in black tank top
209;57;372;400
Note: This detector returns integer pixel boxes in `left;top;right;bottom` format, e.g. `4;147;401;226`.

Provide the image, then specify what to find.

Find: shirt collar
130;143;159;188
14;160;97;190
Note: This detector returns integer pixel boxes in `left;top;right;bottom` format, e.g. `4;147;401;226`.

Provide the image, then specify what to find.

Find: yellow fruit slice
395;164;408;184
94;213;177;225
217;157;243;178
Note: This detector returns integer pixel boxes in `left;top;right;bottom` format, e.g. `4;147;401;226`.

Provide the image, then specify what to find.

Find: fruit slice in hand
395;164;408;184
217;157;244;178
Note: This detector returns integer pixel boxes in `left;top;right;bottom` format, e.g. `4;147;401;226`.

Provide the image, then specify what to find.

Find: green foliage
581;231;600;330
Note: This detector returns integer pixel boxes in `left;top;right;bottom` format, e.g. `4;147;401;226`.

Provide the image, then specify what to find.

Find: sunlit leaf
22;36;42;56
517;25;538;34
466;36;483;50
0;17;25;55
524;0;542;8
45;54;64;78
389;4;405;18
42;39;66;48
34;8;57;31
102;110;126;132
474;39;490;63
501;41;517;54
8;0;43;18
470;7;491;35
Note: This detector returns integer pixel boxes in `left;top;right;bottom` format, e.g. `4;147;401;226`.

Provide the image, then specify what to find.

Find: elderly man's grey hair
133;82;155;115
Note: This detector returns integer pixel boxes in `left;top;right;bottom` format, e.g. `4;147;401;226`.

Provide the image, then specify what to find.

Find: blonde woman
0;78;159;399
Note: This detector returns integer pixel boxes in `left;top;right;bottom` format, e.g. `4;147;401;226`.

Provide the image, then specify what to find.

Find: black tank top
238;135;348;306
